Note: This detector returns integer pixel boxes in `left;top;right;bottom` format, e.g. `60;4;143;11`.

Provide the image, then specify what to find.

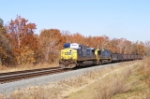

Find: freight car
111;53;143;62
59;43;143;69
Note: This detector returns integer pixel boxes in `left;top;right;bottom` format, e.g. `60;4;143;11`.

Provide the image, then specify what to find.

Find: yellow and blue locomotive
59;43;111;69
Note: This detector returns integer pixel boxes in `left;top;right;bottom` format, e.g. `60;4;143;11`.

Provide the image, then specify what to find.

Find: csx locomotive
59;43;142;69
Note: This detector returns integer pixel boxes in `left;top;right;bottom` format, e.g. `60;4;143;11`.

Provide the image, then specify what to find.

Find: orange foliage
5;15;39;65
62;32;145;55
39;29;65;63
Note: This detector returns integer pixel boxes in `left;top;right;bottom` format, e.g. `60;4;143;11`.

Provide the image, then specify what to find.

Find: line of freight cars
59;43;143;69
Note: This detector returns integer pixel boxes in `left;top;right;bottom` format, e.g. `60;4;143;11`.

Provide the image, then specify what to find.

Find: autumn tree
62;32;85;45
72;33;85;44
145;41;150;56
0;18;12;66
20;34;40;64
138;42;145;54
61;30;71;43
40;29;65;63
122;40;132;54
85;36;94;47
110;38;127;53
132;41;144;55
6;15;38;65
87;36;108;49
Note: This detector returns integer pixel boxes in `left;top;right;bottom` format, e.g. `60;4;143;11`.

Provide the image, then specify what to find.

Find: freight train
59;43;143;69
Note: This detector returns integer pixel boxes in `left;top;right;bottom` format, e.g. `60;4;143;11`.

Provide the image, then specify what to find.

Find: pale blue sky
1;0;150;42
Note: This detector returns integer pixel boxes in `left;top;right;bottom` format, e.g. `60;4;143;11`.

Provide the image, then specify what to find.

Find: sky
1;0;150;42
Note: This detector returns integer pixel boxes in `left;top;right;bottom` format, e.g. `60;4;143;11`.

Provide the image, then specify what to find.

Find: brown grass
95;66;133;99
142;57;150;86
111;57;150;99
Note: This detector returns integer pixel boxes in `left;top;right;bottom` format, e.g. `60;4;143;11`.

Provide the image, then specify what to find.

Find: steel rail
0;67;60;76
0;67;68;83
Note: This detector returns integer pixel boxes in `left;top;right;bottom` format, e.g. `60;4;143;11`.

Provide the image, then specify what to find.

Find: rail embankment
0;58;149;99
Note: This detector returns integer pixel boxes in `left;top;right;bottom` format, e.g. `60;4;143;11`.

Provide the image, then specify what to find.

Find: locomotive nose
59;48;77;69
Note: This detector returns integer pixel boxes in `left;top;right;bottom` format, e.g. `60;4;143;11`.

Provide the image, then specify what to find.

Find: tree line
0;16;150;66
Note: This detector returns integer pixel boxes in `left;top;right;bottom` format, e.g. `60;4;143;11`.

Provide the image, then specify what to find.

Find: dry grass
64;59;150;99
95;66;133;99
111;57;150;99
0;58;149;99
140;57;150;86
0;62;58;73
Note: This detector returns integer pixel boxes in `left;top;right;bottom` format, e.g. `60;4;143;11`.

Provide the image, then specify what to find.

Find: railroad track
0;67;69;83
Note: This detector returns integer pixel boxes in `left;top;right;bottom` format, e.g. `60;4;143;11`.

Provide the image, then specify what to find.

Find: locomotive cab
59;48;77;68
